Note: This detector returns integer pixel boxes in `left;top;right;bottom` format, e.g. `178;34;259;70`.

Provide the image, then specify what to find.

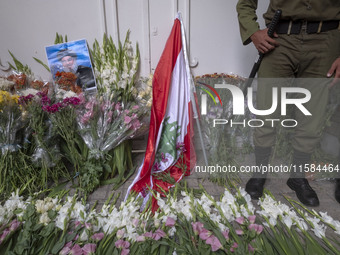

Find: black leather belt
272;20;340;34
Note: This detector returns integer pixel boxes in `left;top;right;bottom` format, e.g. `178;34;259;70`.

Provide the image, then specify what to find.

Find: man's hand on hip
327;57;340;87
250;28;279;54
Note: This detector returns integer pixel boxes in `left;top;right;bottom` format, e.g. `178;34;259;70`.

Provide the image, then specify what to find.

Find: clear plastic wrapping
76;95;148;159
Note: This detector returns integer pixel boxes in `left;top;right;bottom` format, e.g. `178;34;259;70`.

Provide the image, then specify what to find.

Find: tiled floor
87;147;340;223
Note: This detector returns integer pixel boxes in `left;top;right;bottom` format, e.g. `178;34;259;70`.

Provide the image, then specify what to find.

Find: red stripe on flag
131;19;183;194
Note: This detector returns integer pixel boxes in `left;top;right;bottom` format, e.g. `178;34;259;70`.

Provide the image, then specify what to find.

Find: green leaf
159;244;169;255
33;57;50;72
13;208;24;215
39;222;55;237
8;50;24;71
151;243;160;254
47;210;58;221
65;232;77;243
51;238;66;254
33;224;44;233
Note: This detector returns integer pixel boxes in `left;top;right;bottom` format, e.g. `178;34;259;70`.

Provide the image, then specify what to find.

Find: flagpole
177;12;209;167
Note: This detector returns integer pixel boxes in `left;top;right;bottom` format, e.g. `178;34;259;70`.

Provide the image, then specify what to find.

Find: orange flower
7;73;27;90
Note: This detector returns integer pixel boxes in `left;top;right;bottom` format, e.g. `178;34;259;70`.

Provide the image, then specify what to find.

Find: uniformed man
236;0;340;206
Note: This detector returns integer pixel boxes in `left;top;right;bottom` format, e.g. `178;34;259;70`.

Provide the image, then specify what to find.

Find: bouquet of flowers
91;31;140;103
42;93;85;172
0;90;36;196
0;90;23;154
77;95;145;159
54;71;82;94
75;95;148;192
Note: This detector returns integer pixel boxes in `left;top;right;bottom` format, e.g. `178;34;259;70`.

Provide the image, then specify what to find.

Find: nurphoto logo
199;82;312;128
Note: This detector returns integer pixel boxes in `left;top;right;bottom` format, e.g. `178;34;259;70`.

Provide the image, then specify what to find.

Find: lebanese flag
126;15;196;209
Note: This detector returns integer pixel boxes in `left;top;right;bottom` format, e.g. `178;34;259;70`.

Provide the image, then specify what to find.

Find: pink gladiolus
230;242;238;252
82;243;96;255
85;223;92;230
132;105;139;110
117;229;125;239
0;230;10;242
165;217;176;227
115;102;121;111
206;235;222;251
235;216;245;225
236;229;243;235
74;221;82;228
107;110;113;123
121;248;130;255
143;231;153;238
131;119;141;130
153;229;166;240
101;101;110;112
70;244;83;255
59;246;71;255
248;244;255;252
77;93;86;104
9;220;20;231
248;224;264;234
132;218;139;227
115;240;130;249
199;228;212;240
191;222;204;235
81;111;93;124
248;215;256;224
136;235;146;242
124;115;132;124
91;232;104;241
85;101;95;110
222;230;229;241
65;241;73;248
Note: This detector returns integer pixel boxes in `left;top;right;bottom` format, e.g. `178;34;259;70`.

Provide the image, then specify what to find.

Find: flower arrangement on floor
0;184;339;255
0;32;151;198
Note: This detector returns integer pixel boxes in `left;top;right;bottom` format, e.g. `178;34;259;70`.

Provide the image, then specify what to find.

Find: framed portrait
45;39;97;93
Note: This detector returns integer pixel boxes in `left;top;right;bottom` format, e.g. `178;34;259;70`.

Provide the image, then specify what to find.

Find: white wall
0;0;269;80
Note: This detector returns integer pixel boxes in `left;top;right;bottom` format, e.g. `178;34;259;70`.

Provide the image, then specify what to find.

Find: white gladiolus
319;211;338;227
79;230;89;241
312;224;327;238
168;227;176;237
39;212;51;225
282;215;293;229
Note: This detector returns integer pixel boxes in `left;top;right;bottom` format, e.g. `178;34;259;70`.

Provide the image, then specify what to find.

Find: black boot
245;146;271;199
286;150;319;207
335;179;340;204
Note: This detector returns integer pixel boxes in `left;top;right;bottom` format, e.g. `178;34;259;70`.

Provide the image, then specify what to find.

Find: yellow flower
0;90;11;103
11;94;20;104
